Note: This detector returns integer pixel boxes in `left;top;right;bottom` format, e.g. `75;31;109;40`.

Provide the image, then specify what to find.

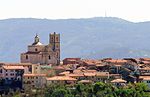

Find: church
20;32;60;65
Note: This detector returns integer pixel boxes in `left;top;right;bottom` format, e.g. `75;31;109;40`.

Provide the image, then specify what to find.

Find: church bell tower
49;32;60;64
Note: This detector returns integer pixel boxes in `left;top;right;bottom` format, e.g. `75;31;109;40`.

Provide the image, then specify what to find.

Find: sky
0;0;150;22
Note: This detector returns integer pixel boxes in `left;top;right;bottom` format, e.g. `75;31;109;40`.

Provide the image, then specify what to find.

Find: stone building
21;32;60;65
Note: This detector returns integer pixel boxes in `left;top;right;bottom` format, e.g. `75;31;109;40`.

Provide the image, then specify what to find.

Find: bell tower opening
49;32;60;51
49;32;60;65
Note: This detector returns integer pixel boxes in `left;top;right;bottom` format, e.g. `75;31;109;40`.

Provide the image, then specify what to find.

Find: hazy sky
0;0;150;22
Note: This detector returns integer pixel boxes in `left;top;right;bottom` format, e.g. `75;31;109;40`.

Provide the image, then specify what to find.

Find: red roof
3;65;24;70
46;76;77;81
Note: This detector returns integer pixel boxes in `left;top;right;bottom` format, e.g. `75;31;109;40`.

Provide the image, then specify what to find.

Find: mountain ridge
0;17;150;62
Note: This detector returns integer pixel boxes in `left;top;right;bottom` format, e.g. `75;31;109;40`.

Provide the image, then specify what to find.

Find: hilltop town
1;32;150;96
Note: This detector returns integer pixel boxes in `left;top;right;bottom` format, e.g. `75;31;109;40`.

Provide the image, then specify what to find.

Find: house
1;63;41;74
23;74;46;89
103;59;129;73
111;78;127;86
109;64;123;74
139;67;150;75
95;72;110;82
46;76;77;85
81;59;102;69
0;65;24;81
139;76;150;87
0;65;25;89
53;66;66;75
140;58;150;62
58;69;110;83
63;58;81;65
103;59;128;65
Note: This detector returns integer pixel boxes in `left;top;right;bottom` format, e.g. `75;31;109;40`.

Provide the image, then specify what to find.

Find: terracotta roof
66;71;109;77
84;73;96;76
139;76;150;80
139;67;150;70
67;73;84;77
23;74;46;77
96;72;109;76
138;64;145;67
140;58;150;61
141;61;150;64
111;79;127;83
59;71;70;75
96;64;105;67
73;70;83;74
112;64;123;67
83;70;97;73
105;59;128;63
77;66;86;70
3;65;24;70
78;80;92;83
82;59;102;65
46;76;77;81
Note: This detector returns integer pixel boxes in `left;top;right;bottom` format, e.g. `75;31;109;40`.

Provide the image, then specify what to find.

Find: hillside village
1;32;150;95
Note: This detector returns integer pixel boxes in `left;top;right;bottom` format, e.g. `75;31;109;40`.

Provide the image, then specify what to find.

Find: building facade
21;32;60;65
23;74;46;89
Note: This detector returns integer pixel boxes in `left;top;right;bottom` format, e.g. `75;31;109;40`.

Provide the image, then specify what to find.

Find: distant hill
0;17;150;62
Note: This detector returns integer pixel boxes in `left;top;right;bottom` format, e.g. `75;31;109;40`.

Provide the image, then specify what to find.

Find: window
26;55;28;60
6;73;8;76
56;37;59;41
35;48;38;51
147;81;150;83
10;73;14;76
49;55;51;60
57;53;59;58
51;37;53;42
0;69;2;73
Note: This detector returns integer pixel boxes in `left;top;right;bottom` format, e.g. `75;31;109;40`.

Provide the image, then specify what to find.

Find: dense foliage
6;82;150;97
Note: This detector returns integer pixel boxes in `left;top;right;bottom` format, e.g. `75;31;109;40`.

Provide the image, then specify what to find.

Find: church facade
20;32;60;65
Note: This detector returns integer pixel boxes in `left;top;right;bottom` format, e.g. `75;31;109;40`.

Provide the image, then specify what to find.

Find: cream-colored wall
2;69;18;80
21;54;43;64
24;66;31;74
32;64;41;74
23;76;46;89
21;51;59;65
28;45;45;52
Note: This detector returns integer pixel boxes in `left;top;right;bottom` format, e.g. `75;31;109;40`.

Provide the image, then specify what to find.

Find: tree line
4;82;150;97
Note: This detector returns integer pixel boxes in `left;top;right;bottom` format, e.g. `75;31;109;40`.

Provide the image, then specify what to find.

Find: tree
51;88;67;97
